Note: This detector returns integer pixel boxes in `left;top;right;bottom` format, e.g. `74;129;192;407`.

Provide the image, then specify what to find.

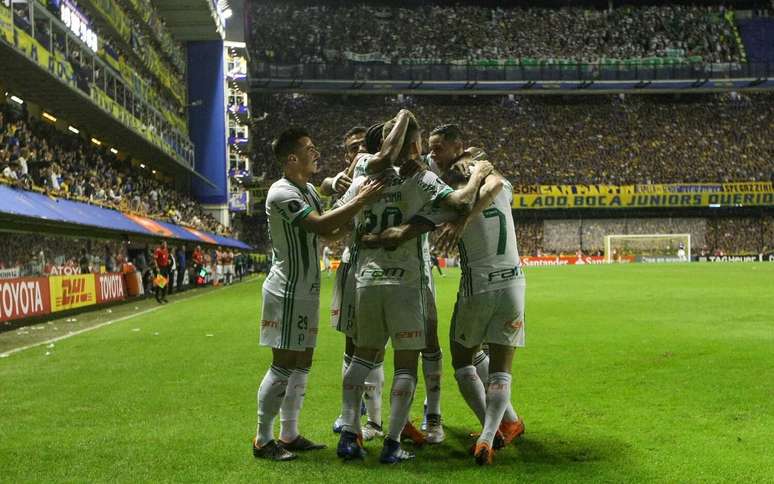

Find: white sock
342;356;373;434
422;350;443;416
387;371;416;442
256;365;290;446
479;372;512;446
341;353;352;379
454;365;486;426
279;367;309;443
474;350;518;422
363;361;384;427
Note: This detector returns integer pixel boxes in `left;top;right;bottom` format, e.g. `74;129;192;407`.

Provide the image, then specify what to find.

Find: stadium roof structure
155;0;227;41
0;185;251;250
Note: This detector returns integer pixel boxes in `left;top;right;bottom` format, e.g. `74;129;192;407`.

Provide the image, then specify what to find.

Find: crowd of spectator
0;103;231;236
250;92;773;185
249;2;742;65
0;233;125;277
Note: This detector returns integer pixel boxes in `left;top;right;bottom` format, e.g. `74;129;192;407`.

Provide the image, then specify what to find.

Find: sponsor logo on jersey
487;267;520;282
360;268;406;280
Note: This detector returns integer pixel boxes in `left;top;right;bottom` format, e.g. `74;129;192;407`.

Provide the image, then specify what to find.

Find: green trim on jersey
433;187;453;207
292;206;313;225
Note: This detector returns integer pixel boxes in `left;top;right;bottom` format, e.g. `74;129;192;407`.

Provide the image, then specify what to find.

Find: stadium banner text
0;276;51;323
95;273;127;304
0;266;21;279
49;274;97;312
520;255;636;266
696;253;774;263
512;182;774;209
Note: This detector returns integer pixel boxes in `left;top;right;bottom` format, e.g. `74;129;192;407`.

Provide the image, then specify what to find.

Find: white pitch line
0;278;259;358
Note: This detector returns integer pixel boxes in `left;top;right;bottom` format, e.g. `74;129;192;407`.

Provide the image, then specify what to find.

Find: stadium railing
252;62;772;82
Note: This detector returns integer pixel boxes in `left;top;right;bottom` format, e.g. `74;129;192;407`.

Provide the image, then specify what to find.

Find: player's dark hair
365;123;385;154
272;127;310;162
344;126;367;139
383;116;421;159
430;124;464;143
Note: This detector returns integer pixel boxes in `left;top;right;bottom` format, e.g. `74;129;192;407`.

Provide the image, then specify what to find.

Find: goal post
604;234;691;263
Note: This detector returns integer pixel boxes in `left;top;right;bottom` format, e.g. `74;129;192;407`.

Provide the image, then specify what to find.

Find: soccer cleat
279;435;326;451
332;415;345;434
400;420;426;446
361;421;384;441
380;438;415;464
499;417;525;446
469;431;504;454
424;414;445;444
474;441;494;466
336;430;367;460
252;438;296;461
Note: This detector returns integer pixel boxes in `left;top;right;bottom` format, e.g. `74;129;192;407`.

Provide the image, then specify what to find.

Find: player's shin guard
387;371;417;442
257;365;291;445
422;350;443;416
474;350;518;423
342;357;373;434
479;373;512;446
364;362;384;427
279;367;310;443
454;365;486;426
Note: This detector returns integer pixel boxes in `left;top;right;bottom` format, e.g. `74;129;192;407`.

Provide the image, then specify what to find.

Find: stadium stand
249;93;773;186
737;17;774;63
249;2;743;65
0;101;230;236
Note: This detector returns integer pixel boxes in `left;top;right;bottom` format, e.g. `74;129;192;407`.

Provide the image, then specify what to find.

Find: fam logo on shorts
261;319;279;328
395;330;423;340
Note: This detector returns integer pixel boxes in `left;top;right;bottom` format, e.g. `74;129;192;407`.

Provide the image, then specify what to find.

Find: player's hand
333;172;352;193
470;160;493;180
355;177;386;204
436;219;467;255
361;227;402;249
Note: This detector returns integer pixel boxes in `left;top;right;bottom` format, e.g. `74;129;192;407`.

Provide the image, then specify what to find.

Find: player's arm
365;109;413;175
440;159;493;213
360;219;435;250
437;173;505;253
299;179;384;235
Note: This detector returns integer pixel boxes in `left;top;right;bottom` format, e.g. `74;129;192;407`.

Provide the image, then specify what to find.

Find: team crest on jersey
288;200;302;213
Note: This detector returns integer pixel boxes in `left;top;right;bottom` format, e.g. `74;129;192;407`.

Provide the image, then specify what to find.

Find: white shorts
451;280;526;349
225;264;234;275
330;261;357;337
260;286;319;351
354;285;435;351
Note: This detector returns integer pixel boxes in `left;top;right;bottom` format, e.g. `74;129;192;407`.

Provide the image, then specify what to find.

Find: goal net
604;234;691;263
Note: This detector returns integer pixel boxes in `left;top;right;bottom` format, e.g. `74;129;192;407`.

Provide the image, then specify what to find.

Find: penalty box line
0;278;259;358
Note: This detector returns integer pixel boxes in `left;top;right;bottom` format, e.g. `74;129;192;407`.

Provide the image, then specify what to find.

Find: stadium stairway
737;18;774;63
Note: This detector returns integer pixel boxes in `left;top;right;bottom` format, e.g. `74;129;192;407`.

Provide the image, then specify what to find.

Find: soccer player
363;159;526;465
337;110;491;463
330;125;389;441
253;127;384;462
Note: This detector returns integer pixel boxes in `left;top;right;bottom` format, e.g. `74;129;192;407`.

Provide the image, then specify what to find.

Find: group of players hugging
252;109;526;466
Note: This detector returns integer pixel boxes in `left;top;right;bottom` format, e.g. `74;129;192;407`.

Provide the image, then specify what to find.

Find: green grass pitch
1;263;773;483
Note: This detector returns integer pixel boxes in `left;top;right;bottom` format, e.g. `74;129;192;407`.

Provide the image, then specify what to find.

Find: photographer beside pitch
252;127;385;462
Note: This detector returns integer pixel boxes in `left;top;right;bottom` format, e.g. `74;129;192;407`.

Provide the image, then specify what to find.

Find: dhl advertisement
512;182;774;209
49;274;97;312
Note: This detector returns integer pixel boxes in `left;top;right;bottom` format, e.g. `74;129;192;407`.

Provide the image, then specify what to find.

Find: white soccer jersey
263;178;323;301
340;167;453;289
458;178;521;295
352;152;372;178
